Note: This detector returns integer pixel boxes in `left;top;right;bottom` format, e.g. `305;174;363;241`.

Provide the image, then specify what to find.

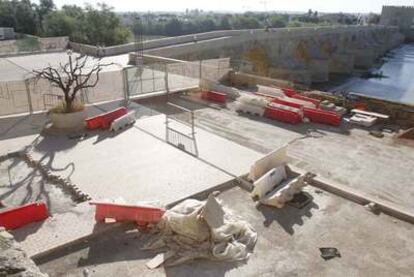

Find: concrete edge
289;165;414;225
31;222;133;264
28;161;414;262
31;175;244;262
310;176;414;224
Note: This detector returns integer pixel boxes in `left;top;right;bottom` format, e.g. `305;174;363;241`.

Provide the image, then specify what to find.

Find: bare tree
33;52;113;113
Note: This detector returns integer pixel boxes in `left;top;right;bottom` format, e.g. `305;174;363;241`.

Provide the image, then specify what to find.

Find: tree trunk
64;94;73;113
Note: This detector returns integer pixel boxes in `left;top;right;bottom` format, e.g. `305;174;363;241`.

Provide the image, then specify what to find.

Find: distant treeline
121;10;331;36
0;0;130;46
0;1;379;46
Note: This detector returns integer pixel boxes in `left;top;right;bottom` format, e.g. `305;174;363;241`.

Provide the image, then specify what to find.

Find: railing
165;102;198;156
42;93;63;109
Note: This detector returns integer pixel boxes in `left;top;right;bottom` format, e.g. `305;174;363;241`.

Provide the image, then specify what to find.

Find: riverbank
325;43;414;105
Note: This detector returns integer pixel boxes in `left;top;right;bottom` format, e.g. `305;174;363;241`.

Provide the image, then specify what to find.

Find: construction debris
0;228;47;276
319;247;341;260
143;194;257;267
248;146;314;208
369;130;384;138
258;173;312;208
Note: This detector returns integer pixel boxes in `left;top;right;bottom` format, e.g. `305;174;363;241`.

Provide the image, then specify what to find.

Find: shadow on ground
256;197;319;235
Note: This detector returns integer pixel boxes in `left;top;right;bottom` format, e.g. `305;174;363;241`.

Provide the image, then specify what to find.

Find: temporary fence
0;57;231;117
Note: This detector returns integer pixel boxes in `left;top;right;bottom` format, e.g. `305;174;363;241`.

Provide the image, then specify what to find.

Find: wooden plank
351;109;390;119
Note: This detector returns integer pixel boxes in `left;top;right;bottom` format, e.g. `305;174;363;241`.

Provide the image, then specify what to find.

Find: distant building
0;27;15;40
380;6;414;29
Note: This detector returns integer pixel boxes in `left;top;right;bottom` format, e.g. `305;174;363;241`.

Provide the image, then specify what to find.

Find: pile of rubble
0;228;46;277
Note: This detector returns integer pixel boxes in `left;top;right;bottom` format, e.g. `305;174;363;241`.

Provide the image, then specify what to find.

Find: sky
48;0;413;14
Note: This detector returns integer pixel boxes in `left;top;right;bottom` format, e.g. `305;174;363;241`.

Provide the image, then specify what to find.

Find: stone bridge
70;26;405;85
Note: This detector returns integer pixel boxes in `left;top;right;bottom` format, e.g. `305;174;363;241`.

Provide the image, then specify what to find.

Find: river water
330;43;414;105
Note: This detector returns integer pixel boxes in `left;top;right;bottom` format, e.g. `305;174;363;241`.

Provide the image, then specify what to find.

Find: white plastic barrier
257;85;285;98
110;111;136;132
259;174;308;208
235;94;270;117
251;166;287;199
248;145;288;181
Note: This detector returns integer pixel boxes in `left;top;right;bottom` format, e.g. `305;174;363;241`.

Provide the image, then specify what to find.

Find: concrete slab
0;156;76;214
29;111;260;205
38;187;414;277
11;203;125;259
135;114;262;177
183;99;414;213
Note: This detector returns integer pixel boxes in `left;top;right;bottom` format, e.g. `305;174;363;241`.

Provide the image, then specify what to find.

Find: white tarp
143;194;257;267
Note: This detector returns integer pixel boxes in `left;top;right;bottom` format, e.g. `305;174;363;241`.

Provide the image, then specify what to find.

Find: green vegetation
0;0;130;46
121;9;362;38
15;36;40;52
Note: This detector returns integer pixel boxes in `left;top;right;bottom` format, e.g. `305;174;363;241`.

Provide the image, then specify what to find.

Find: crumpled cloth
142;194;257;266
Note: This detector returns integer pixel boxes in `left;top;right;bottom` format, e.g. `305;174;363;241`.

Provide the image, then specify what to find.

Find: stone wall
380;6;414;29
69;29;254;57
227;71;293;88
0;36;68;56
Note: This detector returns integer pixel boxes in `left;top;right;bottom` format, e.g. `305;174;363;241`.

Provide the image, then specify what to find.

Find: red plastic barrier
85;116;103;130
85;107;128;130
202;91;226;103
291;94;320;107
0;202;48;230
303;107;341;126
100;107;128;129
264;106;302;124
281;87;297;97
90;202;165;227
272;97;303;109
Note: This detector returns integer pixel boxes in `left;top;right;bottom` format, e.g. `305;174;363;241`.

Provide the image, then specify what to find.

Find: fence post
199;60;202;80
164;63;169;95
24;79;34;114
122;67;130;106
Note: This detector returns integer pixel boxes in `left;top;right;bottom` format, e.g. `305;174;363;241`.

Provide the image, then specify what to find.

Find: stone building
380;6;414;29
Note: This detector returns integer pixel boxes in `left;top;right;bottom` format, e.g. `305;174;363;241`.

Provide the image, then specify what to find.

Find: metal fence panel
0;80;30;115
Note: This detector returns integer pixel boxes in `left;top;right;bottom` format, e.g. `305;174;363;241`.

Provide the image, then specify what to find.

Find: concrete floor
0;157;76;214
38;186;414;277
26;101;261;205
173;95;414;213
2;94;414;213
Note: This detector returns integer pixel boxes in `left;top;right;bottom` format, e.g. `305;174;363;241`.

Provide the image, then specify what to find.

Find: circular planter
48;110;86;130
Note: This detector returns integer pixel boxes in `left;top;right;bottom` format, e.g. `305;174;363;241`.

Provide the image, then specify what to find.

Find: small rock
83;268;90;277
365;202;379;214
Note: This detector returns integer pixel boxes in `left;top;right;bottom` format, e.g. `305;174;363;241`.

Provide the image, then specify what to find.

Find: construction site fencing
0;58;231;117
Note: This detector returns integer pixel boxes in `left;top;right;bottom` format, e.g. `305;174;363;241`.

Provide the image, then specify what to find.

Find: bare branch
33;54;114;111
